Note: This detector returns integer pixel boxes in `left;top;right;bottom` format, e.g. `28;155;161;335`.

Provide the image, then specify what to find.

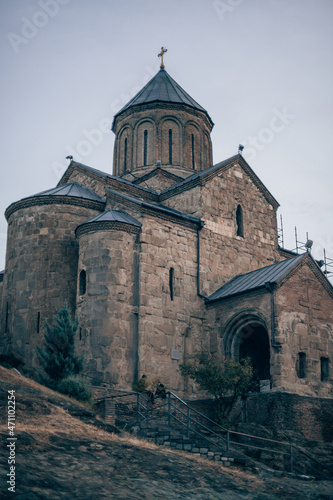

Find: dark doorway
239;324;270;380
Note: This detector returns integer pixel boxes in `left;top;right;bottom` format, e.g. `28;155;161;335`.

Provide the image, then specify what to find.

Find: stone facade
1;65;332;399
113;104;213;179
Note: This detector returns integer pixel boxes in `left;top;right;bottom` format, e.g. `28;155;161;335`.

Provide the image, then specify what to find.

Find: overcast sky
1;0;332;275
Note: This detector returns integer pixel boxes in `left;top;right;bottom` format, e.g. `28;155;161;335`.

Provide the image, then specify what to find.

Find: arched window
298;352;306;379
169;129;172;164
143;130;148;166
169;268;174;301
191;134;195;169
37;312;40;333
79;270;86;295
321;357;329;382
236;205;244;237
124;137;127;171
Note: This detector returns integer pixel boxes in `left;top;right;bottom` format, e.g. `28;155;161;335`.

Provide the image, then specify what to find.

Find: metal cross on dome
158;46;167;68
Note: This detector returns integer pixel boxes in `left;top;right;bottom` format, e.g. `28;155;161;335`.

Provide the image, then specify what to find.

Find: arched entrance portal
238;324;270;380
224;313;271;382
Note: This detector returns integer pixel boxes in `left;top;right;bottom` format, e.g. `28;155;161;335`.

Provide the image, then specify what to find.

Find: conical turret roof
81;209;141;227
31;182;104;202
113;68;213;127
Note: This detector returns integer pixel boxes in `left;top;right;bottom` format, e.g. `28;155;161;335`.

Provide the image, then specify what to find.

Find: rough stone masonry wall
200;166;280;296
137;216;205;393
60;169;107;199
135;171;181;193
76;228;140;389
0;202;100;371
274;262;333;398
245;392;333;442
165;163;280;297
104;190;207;394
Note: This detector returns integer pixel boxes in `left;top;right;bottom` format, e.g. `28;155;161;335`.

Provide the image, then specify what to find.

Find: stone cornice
5;196;105;221
112;101;213;132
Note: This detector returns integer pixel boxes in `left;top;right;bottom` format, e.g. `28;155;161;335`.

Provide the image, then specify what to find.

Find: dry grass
1;365;332;500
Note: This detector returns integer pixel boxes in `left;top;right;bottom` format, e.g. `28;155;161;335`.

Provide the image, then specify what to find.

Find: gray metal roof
207;254;305;303
80;209;141;227
106;188;203;226
59;161;159;195
113;68;213;125
30;182;104;202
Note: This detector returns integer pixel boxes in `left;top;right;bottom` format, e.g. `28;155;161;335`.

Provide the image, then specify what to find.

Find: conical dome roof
80;209;141;227
113;68;213;128
31;182;104;202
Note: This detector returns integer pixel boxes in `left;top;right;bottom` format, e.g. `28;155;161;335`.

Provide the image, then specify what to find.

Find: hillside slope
0;366;332;499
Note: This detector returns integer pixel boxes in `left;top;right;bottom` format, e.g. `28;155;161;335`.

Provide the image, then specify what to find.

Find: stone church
0;55;332;399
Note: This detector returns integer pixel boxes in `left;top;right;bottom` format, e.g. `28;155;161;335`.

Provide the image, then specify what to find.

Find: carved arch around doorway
223;310;271;381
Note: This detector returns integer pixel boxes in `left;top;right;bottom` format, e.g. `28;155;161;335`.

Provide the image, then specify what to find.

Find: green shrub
37;303;82;388
180;350;255;421
57;375;92;402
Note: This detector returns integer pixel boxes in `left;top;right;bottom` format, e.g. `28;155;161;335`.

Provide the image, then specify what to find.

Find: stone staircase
131;422;247;468
94;389;333;479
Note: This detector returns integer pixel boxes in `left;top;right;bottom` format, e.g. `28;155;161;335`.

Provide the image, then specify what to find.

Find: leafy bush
132;375;149;394
180;350;254;421
57;375;92;402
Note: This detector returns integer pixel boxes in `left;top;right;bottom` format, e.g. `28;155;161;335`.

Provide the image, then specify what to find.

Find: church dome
112;65;214;180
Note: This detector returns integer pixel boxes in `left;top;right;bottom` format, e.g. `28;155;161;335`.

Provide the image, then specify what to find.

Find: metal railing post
136;393;140;424
146;397;149;424
168;392;171;426
186;406;190;438
290;445;293;473
226;431;230;453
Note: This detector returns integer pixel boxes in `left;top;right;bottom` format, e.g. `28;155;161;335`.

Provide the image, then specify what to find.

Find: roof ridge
164;70;203;110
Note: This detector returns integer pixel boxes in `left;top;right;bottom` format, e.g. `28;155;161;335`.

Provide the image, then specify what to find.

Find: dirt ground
1;366;332;499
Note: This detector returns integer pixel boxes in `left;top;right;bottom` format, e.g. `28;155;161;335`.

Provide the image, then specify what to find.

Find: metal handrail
104;389;332;478
169;391;229;431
